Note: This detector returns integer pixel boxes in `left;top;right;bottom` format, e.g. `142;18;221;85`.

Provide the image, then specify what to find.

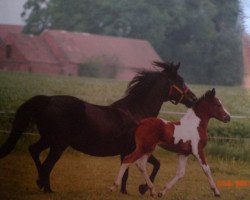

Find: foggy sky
0;0;249;33
0;0;26;25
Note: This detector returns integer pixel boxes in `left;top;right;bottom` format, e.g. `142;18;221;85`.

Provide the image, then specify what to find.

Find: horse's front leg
138;154;160;195
194;150;220;197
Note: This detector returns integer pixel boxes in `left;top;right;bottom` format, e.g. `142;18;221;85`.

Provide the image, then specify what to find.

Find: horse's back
34;95;87;141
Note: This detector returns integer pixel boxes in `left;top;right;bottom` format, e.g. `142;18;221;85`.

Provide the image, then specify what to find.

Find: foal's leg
40;145;67;193
139;155;160;194
194;150;220;197
110;150;142;192
136;154;157;197
29;138;49;189
120;154;129;194
158;154;188;197
109;163;131;192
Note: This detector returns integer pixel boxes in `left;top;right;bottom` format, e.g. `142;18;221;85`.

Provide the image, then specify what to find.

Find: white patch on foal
172;109;200;155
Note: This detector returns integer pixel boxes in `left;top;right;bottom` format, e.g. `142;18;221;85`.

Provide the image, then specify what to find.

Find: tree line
22;0;244;85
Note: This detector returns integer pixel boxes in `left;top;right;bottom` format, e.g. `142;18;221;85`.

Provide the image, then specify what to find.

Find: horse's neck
112;95;164;119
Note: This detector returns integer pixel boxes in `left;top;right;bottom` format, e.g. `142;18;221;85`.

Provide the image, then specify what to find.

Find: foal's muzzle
223;115;231;123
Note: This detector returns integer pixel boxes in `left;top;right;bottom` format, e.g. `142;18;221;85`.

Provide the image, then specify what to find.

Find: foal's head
194;89;231;123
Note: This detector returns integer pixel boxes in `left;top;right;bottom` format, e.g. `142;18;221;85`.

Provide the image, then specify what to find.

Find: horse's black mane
126;70;161;97
125;61;176;98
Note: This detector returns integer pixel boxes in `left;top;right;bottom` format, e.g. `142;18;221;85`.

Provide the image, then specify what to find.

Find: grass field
0;71;250;199
0;145;249;200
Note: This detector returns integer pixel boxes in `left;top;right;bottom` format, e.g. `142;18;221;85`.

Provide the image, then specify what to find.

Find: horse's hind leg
29;138;49;190
40;145;67;193
139;154;160;195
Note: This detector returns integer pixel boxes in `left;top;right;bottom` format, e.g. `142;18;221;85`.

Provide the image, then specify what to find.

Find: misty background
0;0;249;32
0;0;249;86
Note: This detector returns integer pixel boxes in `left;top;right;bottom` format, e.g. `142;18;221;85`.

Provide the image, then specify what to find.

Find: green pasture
0;71;250;162
0;71;250;199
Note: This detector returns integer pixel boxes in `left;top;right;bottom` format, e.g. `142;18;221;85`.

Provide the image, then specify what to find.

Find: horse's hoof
139;184;148;195
43;188;54;193
120;189;128;194
36;180;44;189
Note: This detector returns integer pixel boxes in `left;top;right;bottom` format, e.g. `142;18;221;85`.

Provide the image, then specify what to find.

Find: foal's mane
125;61;175;98
193;95;206;109
193;89;215;108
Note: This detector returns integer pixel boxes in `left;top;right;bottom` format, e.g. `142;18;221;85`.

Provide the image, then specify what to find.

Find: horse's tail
0;95;51;158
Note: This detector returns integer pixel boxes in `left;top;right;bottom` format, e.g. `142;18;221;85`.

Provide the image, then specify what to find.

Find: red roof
5;33;59;64
41;30;161;70
0;24;23;40
1;26;162;79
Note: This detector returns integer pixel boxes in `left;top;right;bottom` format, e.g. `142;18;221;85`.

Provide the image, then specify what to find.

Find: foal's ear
205;88;216;101
211;88;216;96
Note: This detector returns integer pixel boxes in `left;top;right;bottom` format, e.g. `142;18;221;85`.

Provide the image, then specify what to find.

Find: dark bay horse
110;89;230;197
0;61;197;194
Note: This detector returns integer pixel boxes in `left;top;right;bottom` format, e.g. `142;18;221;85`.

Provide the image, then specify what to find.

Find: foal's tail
0;95;50;158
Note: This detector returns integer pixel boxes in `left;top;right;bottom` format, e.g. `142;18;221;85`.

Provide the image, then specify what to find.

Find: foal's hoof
139;184;148;195
158;192;163;198
150;193;157;198
150;190;157;198
109;184;118;192
212;188;221;197
214;193;221;198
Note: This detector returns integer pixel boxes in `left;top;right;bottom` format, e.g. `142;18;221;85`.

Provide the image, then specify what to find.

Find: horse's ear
152;61;166;69
175;62;180;71
170;62;180;74
211;88;216;96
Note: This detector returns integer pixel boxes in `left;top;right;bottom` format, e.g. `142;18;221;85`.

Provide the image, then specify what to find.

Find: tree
22;0;244;85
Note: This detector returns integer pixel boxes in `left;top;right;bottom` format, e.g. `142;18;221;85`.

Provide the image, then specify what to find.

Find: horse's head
153;61;197;108
195;88;231;123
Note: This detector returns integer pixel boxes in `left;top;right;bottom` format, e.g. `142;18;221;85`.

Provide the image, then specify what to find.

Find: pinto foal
109;89;230;197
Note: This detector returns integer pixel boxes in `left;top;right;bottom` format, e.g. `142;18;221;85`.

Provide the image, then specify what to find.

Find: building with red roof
0;25;162;80
0;33;61;74
0;24;23;61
